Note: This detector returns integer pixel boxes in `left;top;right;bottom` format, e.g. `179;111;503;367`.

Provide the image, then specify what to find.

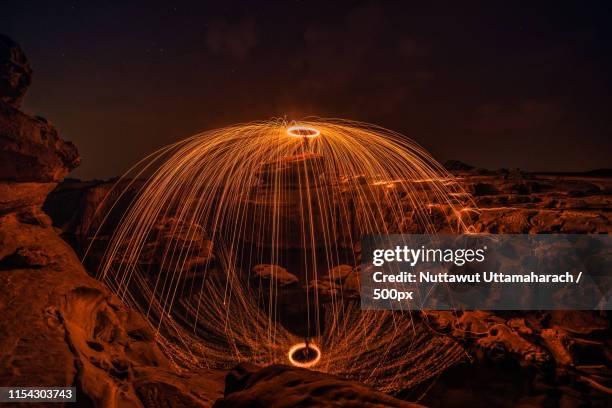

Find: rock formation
416;309;611;406
44;162;612;406
213;363;425;408
0;35;223;407
0;35;32;108
252;264;299;286
0;35;78;184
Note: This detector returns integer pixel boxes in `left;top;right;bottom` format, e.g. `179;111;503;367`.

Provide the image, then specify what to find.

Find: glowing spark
288;342;322;368
286;125;320;138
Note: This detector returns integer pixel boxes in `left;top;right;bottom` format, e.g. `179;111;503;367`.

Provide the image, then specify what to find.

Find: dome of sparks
94;118;476;393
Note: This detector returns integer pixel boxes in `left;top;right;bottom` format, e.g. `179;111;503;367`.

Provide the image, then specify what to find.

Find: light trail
93;118;477;393
286;125;321;138
288;342;322;368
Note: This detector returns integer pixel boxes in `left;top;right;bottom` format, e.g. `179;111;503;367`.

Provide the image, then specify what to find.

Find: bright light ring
287;342;322;368
286;125;320;138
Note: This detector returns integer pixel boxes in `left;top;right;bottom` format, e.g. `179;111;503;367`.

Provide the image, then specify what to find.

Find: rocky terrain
212;364;424;408
40;146;612;408
1;35;610;407
0;35;224;408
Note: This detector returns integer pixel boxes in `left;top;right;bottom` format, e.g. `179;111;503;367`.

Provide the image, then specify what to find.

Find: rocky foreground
42;163;612;407
1;35;610;407
0;34;226;407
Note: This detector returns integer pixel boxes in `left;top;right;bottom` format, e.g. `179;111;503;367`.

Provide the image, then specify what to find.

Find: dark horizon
3;1;612;179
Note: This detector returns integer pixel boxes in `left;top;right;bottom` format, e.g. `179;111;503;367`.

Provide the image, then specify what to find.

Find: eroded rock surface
421;310;611;407
252;264;299;286
0;35;223;408
0;213;223;407
0;34;31;108
0;104;80;182
0;36;78;214
213;363;424;408
43;163;612;407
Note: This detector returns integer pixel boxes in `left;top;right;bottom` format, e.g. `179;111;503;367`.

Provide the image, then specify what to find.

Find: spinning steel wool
93;118;475;392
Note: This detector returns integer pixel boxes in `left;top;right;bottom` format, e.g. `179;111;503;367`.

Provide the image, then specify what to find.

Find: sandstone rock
540;328;573;367
0;36;79;183
308;279;341;298
342;270;361;296
252;264;299;286
0;36;224;407
507;318;533;336
213;363;425;408
0;245;52;269
453;310;504;335
0;208;224;407
35;148;612;406
0;35;32;108
424;308;612;405
324;264;353;282
548;310;608;335
476;323;549;365
0;182;57;214
443;160;474;173
44;178;142;237
0;103;80;182
137;216;214;271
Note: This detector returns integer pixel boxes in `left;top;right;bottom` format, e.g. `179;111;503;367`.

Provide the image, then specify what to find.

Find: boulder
0;182;57;215
324;264;353;282
443;160;475;173
308;279;341;298
343;269;361;296
252;264;299;286
0;103;79;182
0;34;32;108
213;363;424;408
0;212;223;407
0;35;79;183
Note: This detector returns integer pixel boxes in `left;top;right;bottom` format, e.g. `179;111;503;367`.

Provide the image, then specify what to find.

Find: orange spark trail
93;118;477;393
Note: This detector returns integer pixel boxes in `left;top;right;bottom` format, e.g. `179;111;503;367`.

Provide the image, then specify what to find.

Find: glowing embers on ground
93;118;476;393
288;341;321;368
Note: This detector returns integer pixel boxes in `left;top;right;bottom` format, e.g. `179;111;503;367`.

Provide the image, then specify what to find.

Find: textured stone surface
0;103;80;182
0;35;79;183
0;35;223;408
421;310;611;407
0;182;57;215
252;264;299;286
0;212;223;407
0;34;32;108
213;363;424;408
42;167;612;407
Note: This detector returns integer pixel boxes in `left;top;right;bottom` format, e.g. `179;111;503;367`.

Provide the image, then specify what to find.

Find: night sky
3;1;612;179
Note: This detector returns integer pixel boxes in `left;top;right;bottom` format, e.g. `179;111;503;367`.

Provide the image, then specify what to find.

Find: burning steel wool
92;119;476;393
